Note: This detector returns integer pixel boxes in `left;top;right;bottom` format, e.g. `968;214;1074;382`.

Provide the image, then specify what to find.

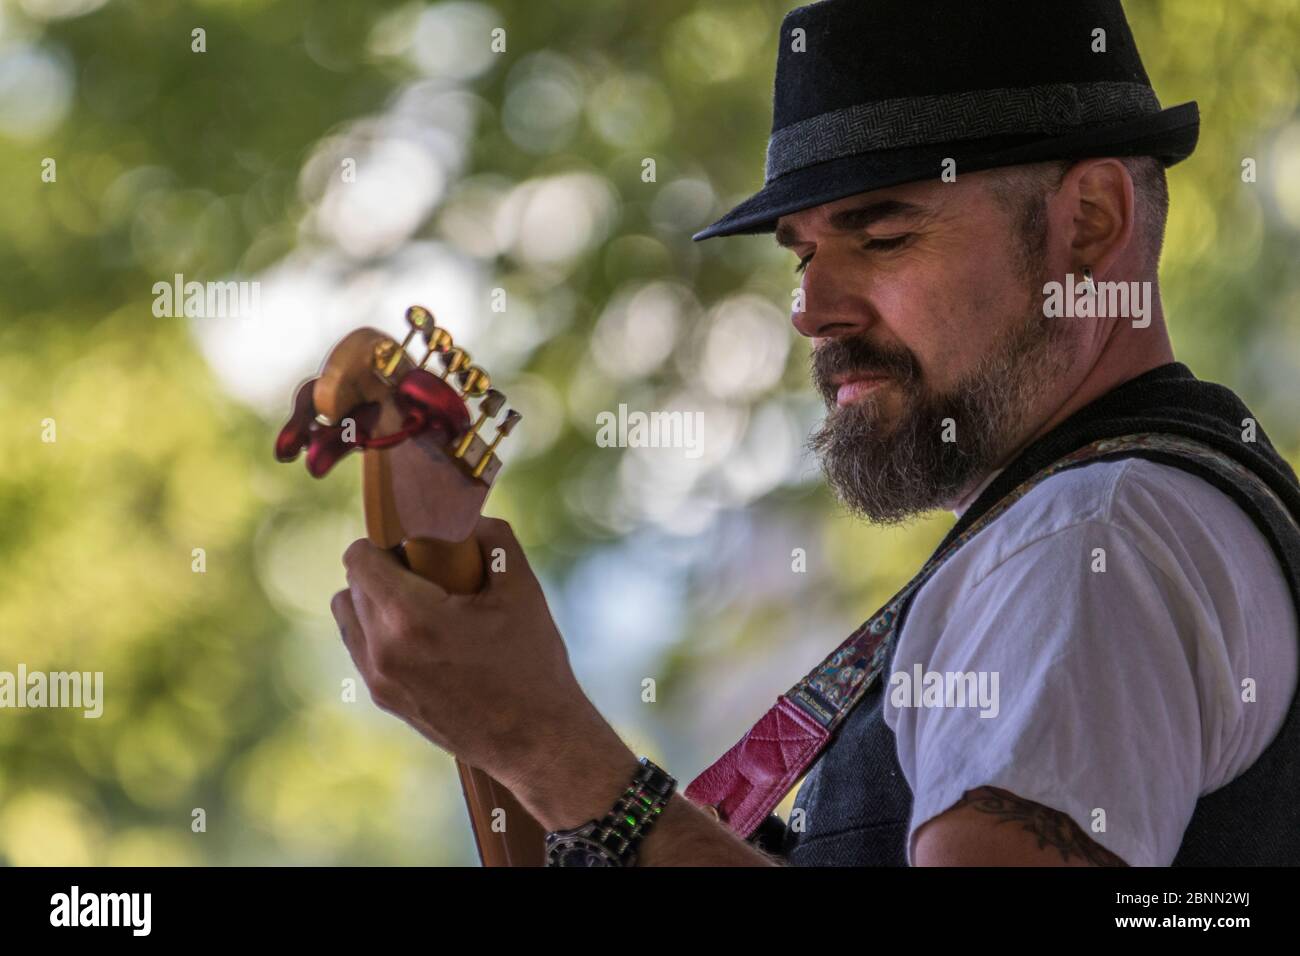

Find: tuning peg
497;408;521;435
452;388;504;460
483;405;521;444
457;365;491;397
401;306;455;369
405;305;435;335
471;408;522;478
477;388;506;417
373;338;405;383
371;305;439;382
439;348;471;381
379;305;435;377
416;327;453;368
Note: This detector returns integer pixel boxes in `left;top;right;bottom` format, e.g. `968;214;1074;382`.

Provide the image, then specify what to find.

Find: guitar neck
361;446;547;867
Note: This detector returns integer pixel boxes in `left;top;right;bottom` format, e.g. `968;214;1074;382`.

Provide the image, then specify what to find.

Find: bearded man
330;0;1300;866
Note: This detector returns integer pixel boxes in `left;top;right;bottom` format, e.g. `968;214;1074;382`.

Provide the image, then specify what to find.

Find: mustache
810;336;921;404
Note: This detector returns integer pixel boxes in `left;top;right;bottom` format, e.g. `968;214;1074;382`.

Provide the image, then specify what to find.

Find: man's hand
330;517;634;827
330;516;780;864
913;787;1128;866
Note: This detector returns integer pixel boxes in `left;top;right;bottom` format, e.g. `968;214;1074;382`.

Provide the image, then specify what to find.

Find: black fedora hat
693;0;1199;241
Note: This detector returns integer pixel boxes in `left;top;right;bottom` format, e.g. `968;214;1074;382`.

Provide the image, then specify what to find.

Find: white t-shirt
887;458;1299;866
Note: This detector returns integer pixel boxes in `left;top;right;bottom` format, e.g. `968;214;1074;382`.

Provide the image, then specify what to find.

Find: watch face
547;835;621;867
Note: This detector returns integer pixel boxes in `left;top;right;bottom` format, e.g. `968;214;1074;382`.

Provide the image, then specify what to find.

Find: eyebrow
774;199;927;248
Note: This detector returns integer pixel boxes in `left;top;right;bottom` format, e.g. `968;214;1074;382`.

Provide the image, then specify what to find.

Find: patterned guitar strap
684;432;1300;840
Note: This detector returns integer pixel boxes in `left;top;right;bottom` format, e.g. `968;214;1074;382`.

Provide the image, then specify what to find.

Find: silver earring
1080;266;1096;296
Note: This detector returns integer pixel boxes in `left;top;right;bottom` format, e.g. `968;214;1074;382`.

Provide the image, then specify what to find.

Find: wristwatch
544;757;677;867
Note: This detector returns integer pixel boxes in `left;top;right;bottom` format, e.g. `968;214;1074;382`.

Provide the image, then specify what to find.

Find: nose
790;253;875;340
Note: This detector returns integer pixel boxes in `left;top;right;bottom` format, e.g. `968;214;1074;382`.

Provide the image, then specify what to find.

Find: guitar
274;305;546;866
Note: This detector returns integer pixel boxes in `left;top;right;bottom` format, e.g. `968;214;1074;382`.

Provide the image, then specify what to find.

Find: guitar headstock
275;305;522;548
280;314;543;863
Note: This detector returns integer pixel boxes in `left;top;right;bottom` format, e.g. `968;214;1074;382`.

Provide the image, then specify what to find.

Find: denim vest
776;364;1300;866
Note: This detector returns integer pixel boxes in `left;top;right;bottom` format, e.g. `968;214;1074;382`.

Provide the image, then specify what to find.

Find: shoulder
942;456;1282;597
891;455;1299;862
903;452;1297;792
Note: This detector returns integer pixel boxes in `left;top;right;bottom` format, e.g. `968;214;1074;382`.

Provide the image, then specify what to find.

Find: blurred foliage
1;0;1298;864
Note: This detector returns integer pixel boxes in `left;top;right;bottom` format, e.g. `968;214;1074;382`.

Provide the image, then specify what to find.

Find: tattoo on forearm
953;787;1127;866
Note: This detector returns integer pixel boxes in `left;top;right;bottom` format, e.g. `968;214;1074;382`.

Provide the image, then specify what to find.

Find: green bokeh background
1;0;1298;865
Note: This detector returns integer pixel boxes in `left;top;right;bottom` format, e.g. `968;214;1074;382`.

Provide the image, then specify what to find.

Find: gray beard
808;292;1075;525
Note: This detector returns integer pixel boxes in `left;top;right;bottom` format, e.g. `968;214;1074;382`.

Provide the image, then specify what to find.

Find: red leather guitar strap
685;433;1276;839
682;572;916;838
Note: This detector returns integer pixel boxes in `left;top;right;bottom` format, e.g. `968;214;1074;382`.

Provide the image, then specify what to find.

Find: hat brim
692;101;1199;241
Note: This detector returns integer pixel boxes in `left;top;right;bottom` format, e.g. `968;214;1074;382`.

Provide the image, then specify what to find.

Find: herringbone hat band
764;81;1162;183
693;0;1198;241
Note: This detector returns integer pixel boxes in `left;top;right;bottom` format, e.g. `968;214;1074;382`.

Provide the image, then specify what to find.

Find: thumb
474;516;532;583
342;538;445;606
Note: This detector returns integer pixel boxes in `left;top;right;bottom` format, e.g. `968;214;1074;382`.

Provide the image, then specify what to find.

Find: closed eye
862;235;910;252
794;235;911;274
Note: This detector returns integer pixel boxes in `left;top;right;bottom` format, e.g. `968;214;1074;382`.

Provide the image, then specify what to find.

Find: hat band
765;81;1161;182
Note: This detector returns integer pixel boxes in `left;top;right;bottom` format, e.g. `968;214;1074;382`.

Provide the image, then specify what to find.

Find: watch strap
545;757;676;866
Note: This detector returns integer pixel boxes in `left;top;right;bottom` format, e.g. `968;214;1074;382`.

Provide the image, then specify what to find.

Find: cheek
939;261;1045;384
871;258;989;386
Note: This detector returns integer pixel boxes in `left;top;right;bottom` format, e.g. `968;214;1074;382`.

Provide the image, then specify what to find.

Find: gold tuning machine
402;305;455;369
419;330;453;367
471;408;522;479
457;365;490;397
378;304;435;379
372;338;404;385
373;305;524;484
405;304;435;335
369;305;442;383
476;389;506;418
439;348;471;381
453;388;504;460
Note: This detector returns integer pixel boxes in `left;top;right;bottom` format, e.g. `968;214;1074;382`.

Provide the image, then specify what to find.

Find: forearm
511;712;780;867
635;791;783;866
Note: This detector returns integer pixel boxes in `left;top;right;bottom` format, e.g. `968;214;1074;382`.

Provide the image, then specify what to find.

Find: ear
1059;159;1137;279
